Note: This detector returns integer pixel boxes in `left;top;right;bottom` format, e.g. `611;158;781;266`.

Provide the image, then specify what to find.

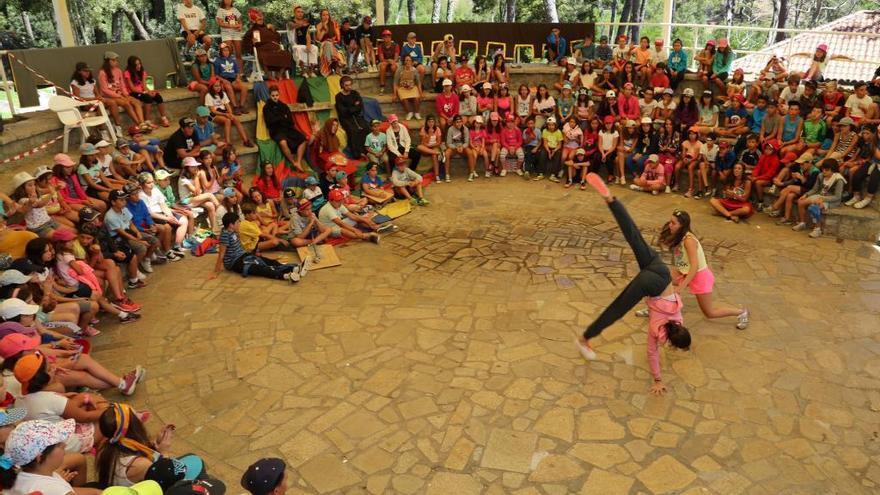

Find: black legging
231;253;294;279
583;199;671;339
852;162;879;196
538;148;562;176
131;91;164;105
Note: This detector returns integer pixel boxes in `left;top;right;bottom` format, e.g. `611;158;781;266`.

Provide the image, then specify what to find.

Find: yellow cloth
377;200;412;219
336;127;348;151
326;74;341;105
72;239;87;260
239;220;262;252
255;100;269;141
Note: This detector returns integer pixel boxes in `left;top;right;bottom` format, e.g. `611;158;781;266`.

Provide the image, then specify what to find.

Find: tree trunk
505;0;516;22
20;12;35;44
774;0;789;42
767;0;779;45
94;26;108;44
629;0;643;42
112;10;124;42
616;0;632;39
395;0;404;23
407;0;416;23
810;0;822;25
608;0;617;40
543;0;559;22
431;0;442;23
124;8;151;40
384;0;391;24
446;0;455;22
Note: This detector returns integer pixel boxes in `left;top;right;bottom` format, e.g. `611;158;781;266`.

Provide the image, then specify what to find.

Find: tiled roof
732;10;880;83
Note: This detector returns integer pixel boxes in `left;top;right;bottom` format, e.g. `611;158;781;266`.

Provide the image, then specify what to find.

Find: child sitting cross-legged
213;212;306;283
289;199;333;247
360;163;395;205
391;158;430;206
629;154;666;194
239;202;292;252
317;190;383;243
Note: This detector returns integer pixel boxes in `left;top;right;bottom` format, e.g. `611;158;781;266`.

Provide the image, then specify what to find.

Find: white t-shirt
9;472;73;495
140;188;167;215
318;203;349;227
205;92;230;111
579;72;596;90
778;86;803;103
845;94;872;118
700;143;719;162
215;6;242;39
639;99;659;118
599;130;619;151
178;177;195;202
176;3;206;30
658;99;677;112
70;79;97;99
15;390;68;422
97;154;114;175
3;372;22;398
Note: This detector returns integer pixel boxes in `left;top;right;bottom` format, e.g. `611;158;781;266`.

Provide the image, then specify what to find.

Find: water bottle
146;76;155;91
166;79;174;89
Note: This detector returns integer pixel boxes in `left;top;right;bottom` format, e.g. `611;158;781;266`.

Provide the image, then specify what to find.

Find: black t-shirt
354;24;375;43
164;129;196;168
341;27;357;46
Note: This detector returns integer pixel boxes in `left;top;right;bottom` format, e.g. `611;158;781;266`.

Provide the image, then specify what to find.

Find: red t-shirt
454;67;475;87
253;174;281;200
435;93;460;119
650;73;670;89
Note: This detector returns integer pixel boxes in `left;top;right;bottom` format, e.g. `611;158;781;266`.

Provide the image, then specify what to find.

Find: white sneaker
284;271;301;283
484;171;491;178
139;260;153;273
634;308;650;317
630;184;642;192
844;195;860;207
445;176;451;183
574;338;597;361
791;222;807;232
620;177;627;186
467;172;475;182
854;197;873;209
414;113;422;120
136;271;147;282
515;169;523;176
809;227;822;238
500;169;507;177
406;112;414;121
736;308;749;330
665;185;671;194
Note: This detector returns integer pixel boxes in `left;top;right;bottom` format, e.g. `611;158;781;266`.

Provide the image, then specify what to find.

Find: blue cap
195;106;211;117
305;176;318;185
223;187;236;198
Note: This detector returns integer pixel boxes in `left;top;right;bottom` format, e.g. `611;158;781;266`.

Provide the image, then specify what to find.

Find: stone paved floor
93;178;880;494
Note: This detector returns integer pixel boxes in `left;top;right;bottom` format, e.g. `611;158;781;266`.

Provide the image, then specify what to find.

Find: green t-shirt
802;119;826;144
542;129;563;149
158;184;177;206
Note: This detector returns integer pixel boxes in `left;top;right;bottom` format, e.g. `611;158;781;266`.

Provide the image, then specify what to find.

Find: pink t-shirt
646;293;682;381
124;69;149;93
98;68;128;98
500;128;523;149
435;93;460;119
470;128;487;147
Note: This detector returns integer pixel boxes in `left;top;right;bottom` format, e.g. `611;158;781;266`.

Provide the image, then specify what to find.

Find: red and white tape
1;134;65;164
6;52;98;111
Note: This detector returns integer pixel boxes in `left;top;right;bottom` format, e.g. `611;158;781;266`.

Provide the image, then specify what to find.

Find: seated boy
365;119;391;173
391;158;429;206
290;199;332;247
213;212;306;283
317;189;382;243
240;202;291;252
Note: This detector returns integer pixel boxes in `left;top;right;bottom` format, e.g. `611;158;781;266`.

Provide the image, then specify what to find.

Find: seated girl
204;79;254;147
96;402;178;487
123;56;170;128
11;172;62;239
248;188;288;237
33;167;78;230
178;158;221;233
709;163;754;222
793;159;846;238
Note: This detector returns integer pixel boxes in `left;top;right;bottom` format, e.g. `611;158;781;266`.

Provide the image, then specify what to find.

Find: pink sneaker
574;337;597;361
82;326;101;337
585;173;611;198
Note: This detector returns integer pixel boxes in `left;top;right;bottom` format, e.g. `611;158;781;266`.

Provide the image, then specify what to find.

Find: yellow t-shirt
239;220;262;252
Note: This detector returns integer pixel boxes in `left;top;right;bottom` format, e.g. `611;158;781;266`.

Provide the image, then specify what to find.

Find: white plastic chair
48;95;117;152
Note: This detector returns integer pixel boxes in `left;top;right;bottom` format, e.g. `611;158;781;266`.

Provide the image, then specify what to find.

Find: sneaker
418;198;430;206
777;218;793;226
139;260;153;273
410;197;420;206
844;195;860;207
580;182;587;190
652;190;659;195
619;177;627;186
515;169;523;176
684;190;693;198
153;254;168;265
299;257;311;279
119;312;141;324
634;308;650;317
854;197;873;209
120;366;144;396
768;185;778;195
171;247;187;256
809;227;822;238
283;271;301;283
548;175;560;183
574;338;597;361
693;191;703;199
485;171;492;178
121;298;142;312
791;222;807;232
500;170;507;177
533;174;544;181
166;251;183;262
82;326;101;337
414;113;422;120
736;308;749;330
113;300;140;313
377;224;396;234
629;184;642;192
523;171;531;180
665;185;671;194
671;184;679;193
565;181;573;189
127;279;147;289
708;188;716;198
767;209;781;218
445;176;451;183
406;112;414;121
756;204;764;213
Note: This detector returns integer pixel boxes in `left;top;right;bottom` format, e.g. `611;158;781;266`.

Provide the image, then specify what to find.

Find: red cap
719;140;730;147
328;189;344;202
603;115;615;124
781;152;799;163
765;139;780;150
0;333;40;359
506;114;515;122
297;199;312;212
50;229;76;242
381;29;392;36
733;94;746;103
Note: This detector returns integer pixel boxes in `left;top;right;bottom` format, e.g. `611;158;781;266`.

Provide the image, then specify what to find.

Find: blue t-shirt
125;199;154;232
362;174;384;187
194;121;216;143
667;49;688;73
104;207;133;238
749;106;767;134
725;107;750;129
213;56;240;80
400;43;423;64
781;115;802;142
219;229;246;269
716;150;736;171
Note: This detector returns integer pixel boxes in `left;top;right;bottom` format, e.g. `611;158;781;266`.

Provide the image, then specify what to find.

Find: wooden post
52;0;77;47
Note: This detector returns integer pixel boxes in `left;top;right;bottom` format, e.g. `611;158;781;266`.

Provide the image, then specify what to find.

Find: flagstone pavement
93;178;880;494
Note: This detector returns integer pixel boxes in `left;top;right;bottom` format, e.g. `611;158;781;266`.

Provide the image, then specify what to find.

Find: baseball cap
335;171;347;181
706;39;716;47
606;90;616;98
654;38;663;45
109;189;128;201
166;477;226;495
566;57;577;66
764;138;780;149
442;78;453;86
407;32;416;38
179;117;196;128
603;115;615;124
14;352;45;392
0;321;38;341
623;82;634;89
682;88;694;96
663;88;674;95
838;117;855;127
0;298;40;320
381;29;391;36
370;119;381;126
221;187;235;199
297;199;312;212
562;81;572;90
0;407;27;428
640;117;652;124
195;106;211;117
483;81;493;90
5;419;75;466
80;143;99;155
182;157;200;167
328;189;344;202
387;114;399;123
54;153;76;167
545;116;556;124
194;48;207;56
647;154;659;162
460;84;471;92
96;140;111;148
0;333;40;359
33;166;53;180
816;43;828;52
11;172;34;191
78;206;100;222
122;182;139;195
154;169;172;181
144;457;189;490
50;229;76;242
241;458;286;495
0;270;30;287
575;148;586;156
116;139;130;149
305;176;318;186
104;51;119;60
625;119;637;127
719;140;730;148
474;115;484;124
103;480;164;495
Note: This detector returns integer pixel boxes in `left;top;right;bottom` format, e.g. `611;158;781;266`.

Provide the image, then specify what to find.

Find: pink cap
623;82;634;89
53;153;75;167
816;43;828;52
0;333;40;359
706;39;716;47
654;39;663;45
387;114;399;123
718;38;729;48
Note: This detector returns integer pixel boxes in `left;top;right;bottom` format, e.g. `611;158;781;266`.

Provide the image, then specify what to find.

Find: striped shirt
219;229;246;269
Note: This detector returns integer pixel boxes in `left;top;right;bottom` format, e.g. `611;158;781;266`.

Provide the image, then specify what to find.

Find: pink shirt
98;68;128;98
470;128;487;147
123;69;149;93
477;95;494;112
646;293;683;381
617;95;640;120
640;162;666;187
435;93;460;119
500;128;523;149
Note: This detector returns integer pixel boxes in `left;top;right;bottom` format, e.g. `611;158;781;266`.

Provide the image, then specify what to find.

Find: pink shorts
675;268;715;295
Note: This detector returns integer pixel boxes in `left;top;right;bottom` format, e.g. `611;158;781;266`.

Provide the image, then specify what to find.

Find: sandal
160;116;170;127
580;182;587;190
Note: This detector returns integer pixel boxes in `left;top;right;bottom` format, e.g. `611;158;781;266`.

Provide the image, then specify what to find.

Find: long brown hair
318;118;341;152
658;209;692;250
96;407;156;487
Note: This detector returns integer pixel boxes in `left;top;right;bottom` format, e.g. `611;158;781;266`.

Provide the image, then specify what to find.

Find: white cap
474;115;483;124
640;117;652;124
442;78;453;86
0;270;30;287
546;116;556;124
182;157;200;167
33;166;53;179
482;82;493;89
0;298;40;320
95;140;111;148
566;56;577;65
682;88;695;96
460;84;472;92
606;90;616;98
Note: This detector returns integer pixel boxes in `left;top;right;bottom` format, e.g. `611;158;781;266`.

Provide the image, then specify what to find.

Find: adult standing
177;0;207;51
335;76;370;158
216;0;244;69
263;86;307;172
